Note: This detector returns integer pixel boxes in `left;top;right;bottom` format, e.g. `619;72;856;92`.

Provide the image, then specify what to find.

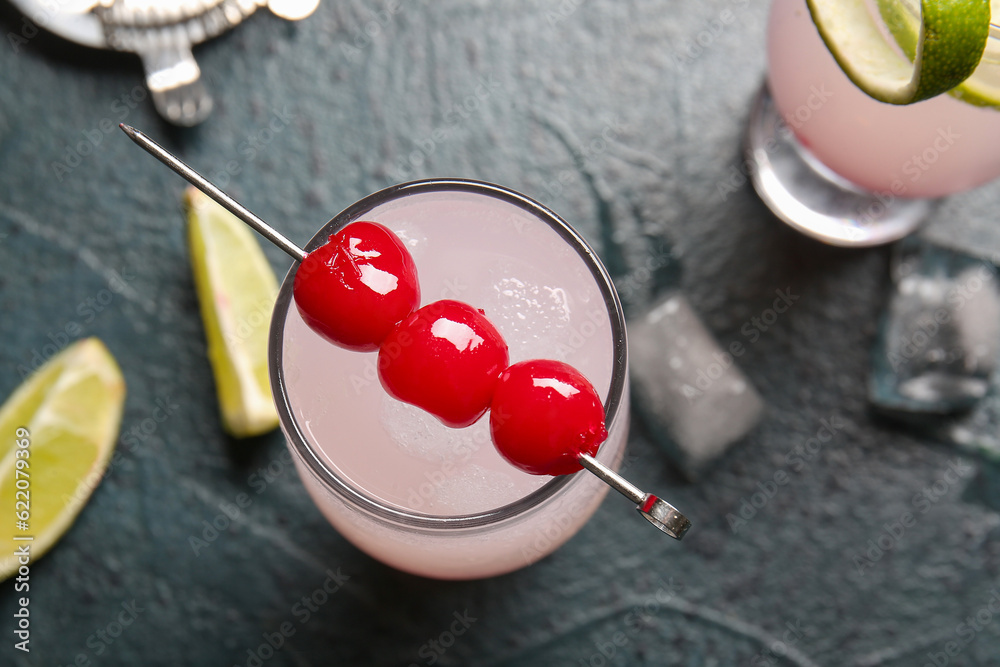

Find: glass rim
268;177;628;531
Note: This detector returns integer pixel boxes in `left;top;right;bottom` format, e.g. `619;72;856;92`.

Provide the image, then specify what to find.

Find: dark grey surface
2;1;1000;665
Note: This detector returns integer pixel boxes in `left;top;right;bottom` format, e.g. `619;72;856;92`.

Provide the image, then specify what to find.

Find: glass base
745;83;935;247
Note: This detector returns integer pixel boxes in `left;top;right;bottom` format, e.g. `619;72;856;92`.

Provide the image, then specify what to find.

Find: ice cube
909;362;1000;465
378;396;547;514
870;238;1000;416
380;395;491;463
629;292;765;479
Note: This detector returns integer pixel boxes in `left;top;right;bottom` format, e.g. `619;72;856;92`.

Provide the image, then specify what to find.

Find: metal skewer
119;123;307;263
122;124;691;540
578;454;690;539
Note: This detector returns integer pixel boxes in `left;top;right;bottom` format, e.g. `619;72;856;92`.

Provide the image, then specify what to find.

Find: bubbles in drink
432;463;519;514
481;259;574;362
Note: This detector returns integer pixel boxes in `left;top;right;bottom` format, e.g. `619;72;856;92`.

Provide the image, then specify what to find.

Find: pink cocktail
269;179;629;579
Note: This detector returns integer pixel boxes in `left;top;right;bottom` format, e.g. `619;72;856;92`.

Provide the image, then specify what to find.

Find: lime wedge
953;46;1000;107
186;187;280;437
808;0;990;104
0;337;126;580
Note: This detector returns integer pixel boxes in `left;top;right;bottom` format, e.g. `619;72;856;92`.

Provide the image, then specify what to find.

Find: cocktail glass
269;179;632;580
746;0;1000;247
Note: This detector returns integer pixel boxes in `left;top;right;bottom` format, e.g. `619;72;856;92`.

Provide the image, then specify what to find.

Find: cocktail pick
120;123;691;540
578;454;690;539
119;124;306;262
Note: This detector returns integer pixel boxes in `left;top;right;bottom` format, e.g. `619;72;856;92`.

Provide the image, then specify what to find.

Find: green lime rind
808;0;990;104
878;0;1000;108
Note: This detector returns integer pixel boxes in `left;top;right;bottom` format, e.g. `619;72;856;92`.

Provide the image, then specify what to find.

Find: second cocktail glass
747;0;1000;246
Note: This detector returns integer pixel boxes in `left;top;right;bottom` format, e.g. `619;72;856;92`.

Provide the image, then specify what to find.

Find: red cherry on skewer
378;299;509;428
488;358;690;538
293;221;420;352
490;359;607;476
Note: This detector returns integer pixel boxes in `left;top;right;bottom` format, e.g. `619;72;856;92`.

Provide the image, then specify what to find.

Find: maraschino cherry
293;221;420;352
490;359;606;475
378;300;509;428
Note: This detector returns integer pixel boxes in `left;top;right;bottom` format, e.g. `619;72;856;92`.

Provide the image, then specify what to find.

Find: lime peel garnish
808;0;990;104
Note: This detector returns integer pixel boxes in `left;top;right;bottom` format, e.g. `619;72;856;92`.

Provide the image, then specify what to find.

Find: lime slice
807;0;991;104
879;0;1000;107
954;45;1000;107
186;187;280;437
0;337;126;580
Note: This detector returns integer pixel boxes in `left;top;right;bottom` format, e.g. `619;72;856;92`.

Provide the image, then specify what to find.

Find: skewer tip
119;124;308;263
577;452;689;539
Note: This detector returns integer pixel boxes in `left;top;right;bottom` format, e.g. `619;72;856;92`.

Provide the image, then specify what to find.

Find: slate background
1;1;1000;665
